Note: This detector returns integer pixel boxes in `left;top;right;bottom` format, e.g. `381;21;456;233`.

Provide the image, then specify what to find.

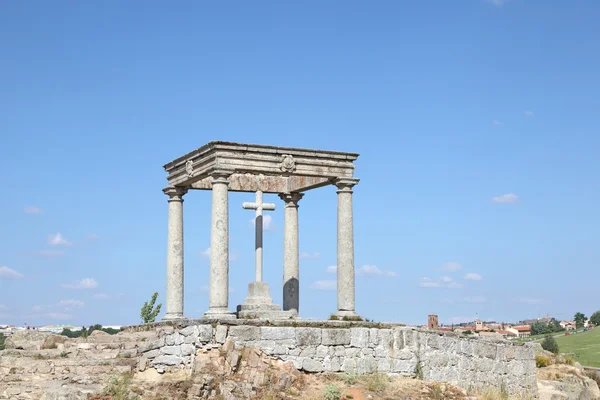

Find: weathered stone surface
152;355;183;366
215;325;228;344
295;328;321;346
302;358;323;372
179;326;197;337
229;326;260;341
5;331;57;350
260;327;296;341
351;328;369;348
322;329;351;346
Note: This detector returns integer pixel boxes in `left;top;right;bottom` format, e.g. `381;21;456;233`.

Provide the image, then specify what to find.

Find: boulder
5;331;58;350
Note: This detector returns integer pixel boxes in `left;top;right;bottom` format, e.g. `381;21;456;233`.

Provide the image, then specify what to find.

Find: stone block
260;327;296;341
144;349;160;359
316;345;329;358
140;337;165;353
160;345;181;356
180;326;197;337
295;328;321;346
350;328;369;348
392;329;405;350
334;346;346;356
215;325;228;344
302;358;323;372
322;329;351;346
181;344;195;356
357;355;377;374
197;325;213;342
342;357;357;373
166;333;184;346
273;345;288;355
229;326;260;341
331;356;342;372
152;355;182;366
377;358;391;373
345;347;360;357
391;359;415;374
299;346;316;357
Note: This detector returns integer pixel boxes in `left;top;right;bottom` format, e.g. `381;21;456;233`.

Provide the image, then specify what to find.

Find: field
555;327;600;367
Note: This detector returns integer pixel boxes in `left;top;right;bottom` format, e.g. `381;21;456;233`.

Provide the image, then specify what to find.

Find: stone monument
161;141;360;320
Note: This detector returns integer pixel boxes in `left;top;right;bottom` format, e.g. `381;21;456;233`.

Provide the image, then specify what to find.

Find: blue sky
1;0;599;327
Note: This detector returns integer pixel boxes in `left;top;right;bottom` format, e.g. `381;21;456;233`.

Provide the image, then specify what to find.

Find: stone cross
242;190;276;282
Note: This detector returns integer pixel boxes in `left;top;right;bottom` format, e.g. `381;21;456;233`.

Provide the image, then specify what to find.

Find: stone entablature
131;321;537;396
163;141;359;190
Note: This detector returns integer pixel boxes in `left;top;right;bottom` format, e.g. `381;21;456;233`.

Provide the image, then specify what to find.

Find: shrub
541;336;559;354
0;333;5;350
322;384;341;400
140;292;162;324
536;355;550;368
463;330;473;335
362;374;389;393
103;374;140;400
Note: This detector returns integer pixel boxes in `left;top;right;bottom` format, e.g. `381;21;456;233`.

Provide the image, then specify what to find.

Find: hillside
555;327;600;367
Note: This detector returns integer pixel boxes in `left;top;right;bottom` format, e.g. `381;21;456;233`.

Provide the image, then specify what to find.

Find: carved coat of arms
279;154;296;173
185;160;194;178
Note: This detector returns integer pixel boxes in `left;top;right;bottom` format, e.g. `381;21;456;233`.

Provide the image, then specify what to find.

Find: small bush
463;330;473;335
342;316;363;322
60;351;68;358
328;315;339;321
42;343;58;350
103;374;140;400
541;336;559;354
362;374;389;393
536;355;550;368
322;384;341;400
557;354;575;366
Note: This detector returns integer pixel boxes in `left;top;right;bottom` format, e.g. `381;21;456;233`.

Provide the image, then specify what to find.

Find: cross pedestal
237;190;296;319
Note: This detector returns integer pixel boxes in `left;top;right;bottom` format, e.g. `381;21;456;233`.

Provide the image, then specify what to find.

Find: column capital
163;186;188;201
209;169;233;185
279;192;304;208
335;178;360;193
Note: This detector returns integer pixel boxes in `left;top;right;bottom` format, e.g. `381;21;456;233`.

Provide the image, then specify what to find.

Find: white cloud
357;265;398;277
492;193;519;204
59;299;85;309
463;296;487;304
300;252;320;260
93;293;110;300
0;305;7;310
524;111;534;117
492;120;502;126
419;276;462;289
61;278;98;289
201;247;210;258
464;273;483;281
250;214;275;231
514;297;545;305
326;265;337;274
311;280;337;291
32;305;44;312
48;233;71;246
440;262;462;272
0;266;24;279
24;206;43;214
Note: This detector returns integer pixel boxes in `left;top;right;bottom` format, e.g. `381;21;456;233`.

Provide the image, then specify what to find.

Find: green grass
554;327;600;367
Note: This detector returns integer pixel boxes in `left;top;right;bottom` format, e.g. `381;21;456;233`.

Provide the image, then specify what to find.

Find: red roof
514;326;531;332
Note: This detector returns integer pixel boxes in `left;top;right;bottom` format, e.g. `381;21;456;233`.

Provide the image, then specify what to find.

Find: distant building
506;325;531;338
427;315;439;330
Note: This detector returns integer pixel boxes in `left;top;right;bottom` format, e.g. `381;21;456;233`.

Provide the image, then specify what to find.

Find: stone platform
237;281;296;320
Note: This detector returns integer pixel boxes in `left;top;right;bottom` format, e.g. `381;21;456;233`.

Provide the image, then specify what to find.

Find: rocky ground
0;330;598;400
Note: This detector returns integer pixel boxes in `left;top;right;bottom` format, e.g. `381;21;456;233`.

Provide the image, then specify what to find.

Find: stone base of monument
237;281;297;320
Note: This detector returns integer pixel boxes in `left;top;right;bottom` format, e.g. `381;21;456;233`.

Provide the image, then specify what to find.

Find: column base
237;282;298;320
162;313;186;321
333;310;362;320
202;308;236;320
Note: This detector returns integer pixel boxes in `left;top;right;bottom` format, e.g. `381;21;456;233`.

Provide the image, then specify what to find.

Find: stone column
335;178;360;318
204;170;235;319
163;186;187;320
279;192;304;314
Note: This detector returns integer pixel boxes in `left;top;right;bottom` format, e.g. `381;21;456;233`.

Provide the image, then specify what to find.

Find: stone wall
137;322;537;395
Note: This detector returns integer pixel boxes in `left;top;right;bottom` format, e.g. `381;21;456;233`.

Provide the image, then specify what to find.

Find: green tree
141;292;162;324
541;335;559;354
0;333;5;350
531;321;548;335
574;312;587;329
589;310;600;327
549;318;565;333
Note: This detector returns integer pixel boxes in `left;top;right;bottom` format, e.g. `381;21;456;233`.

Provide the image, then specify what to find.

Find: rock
179;326;196;337
197;325;214;342
152;355;183;366
260;327;296;340
302;358;324;372
181;343;195;356
5;331;57;350
295;328;322;346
